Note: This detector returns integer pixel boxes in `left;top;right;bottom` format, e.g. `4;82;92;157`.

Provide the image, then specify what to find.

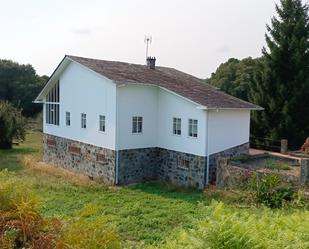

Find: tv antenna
144;35;152;62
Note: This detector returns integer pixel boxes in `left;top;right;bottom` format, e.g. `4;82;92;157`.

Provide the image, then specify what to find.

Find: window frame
81;113;87;129
188;118;198;138
45;81;60;126
177;156;190;170
65;112;70;126
172;117;182;136
99;115;106;132
132;116;143;134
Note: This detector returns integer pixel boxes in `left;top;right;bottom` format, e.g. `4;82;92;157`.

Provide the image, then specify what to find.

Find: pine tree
250;0;309;149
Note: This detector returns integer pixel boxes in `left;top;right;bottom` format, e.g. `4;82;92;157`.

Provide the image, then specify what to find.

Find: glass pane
132;121;137;133
138;120;142;133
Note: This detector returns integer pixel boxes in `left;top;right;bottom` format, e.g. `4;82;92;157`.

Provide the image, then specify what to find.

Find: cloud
216;45;232;53
71;28;92;35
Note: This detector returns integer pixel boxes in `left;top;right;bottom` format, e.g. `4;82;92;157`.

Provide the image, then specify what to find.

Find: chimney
146;56;156;69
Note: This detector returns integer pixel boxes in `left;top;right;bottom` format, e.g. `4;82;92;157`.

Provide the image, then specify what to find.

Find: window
173;118;181;135
132;116;143;133
68;145;81;155
188;119;198;137
66;112;70;126
45;81;60;125
99;115;105;132
81;113;86;129
177;156;190;169
46;138;56;147
96;153;106;163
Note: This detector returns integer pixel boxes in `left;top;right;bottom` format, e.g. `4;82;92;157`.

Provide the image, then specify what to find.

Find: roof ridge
67;55;151;68
66;54;262;110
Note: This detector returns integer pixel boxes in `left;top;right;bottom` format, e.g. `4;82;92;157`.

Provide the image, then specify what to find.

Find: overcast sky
0;0;286;78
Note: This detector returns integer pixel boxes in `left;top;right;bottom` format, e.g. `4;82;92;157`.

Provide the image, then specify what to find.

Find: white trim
207;107;263;111
116;83;202;107
35;56;114;102
172;117;182;136
188;118;198;138
43;101;60;105
159;86;202;107
115;83;262;111
35;57;69;102
205;111;210;186
35;56;262;111
67;57;114;83
115;88;119;185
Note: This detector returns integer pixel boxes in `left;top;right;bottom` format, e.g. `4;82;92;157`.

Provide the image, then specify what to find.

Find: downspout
115;87;119;185
205;109;210;186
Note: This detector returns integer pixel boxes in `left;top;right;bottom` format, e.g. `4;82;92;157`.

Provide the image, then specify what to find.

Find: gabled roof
36;55;262;110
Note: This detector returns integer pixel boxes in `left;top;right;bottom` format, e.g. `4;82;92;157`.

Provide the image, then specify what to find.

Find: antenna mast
144;35;152;63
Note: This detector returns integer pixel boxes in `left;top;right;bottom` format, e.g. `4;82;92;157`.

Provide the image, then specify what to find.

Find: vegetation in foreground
0;131;308;248
0;101;26;149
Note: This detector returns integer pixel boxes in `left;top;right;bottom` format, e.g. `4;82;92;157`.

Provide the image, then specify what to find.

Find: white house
34;55;262;189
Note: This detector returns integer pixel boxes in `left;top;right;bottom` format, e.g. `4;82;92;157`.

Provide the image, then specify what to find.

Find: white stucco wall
117;85;158;149
42;62;251;156
208;109;250;155
157;89;206;156
117;85;207;156
43;61;117;150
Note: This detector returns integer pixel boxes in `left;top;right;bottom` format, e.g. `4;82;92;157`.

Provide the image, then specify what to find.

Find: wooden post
281;139;288;154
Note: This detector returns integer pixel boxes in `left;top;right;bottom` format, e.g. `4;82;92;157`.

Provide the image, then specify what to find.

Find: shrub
0;170;59;249
0;101;26;149
250;174;295;208
0;170;121;249
159;201;309;249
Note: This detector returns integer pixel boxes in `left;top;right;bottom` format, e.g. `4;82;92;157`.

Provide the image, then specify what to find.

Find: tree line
0;0;308;150
0;60;47;148
0;59;48;117
208;0;309;149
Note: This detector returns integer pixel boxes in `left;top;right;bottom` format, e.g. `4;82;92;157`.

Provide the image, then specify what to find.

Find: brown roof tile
67;55;262;109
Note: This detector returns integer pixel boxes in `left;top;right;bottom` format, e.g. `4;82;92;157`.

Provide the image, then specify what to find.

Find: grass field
1;132;309;248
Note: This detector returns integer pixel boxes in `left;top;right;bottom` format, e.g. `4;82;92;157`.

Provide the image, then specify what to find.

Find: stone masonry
300;158;309;185
118;148;158;184
208;143;250;183
156;148;206;189
43;133;249;188
43;134;116;184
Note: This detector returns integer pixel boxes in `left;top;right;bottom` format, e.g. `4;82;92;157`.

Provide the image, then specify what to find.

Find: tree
208;57;260;101
0;101;26;149
0;59;47;117
249;0;309;149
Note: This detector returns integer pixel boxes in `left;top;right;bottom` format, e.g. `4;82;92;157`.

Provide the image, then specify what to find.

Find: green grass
0;132;308;248
0;132;206;247
0;131;42;171
264;159;291;170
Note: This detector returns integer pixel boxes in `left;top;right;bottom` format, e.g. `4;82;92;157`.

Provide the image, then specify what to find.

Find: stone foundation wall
43;134;249;188
208;143;250;183
157;148;206;189
118;148;158;184
43;134;116;184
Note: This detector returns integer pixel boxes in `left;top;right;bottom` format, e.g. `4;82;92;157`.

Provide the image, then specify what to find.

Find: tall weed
250;174;298;208
159;201;309;249
0;170;121;249
0;170;58;248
